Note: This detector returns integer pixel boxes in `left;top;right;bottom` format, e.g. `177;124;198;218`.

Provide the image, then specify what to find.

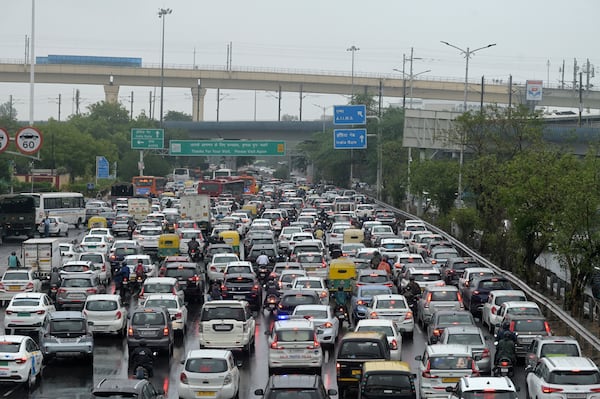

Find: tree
0;101;17;121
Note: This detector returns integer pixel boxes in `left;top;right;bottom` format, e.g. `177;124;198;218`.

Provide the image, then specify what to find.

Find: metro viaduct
1;62;600;121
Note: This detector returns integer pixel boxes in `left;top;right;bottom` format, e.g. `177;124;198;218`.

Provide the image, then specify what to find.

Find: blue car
350;284;393;326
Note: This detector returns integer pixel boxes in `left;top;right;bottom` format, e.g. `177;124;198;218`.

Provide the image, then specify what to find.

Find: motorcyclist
187;236;201;258
377;255;392;276
256;251;270;267
404;276;421;299
210;281;222;301
134;259;145;280
265;279;280;297
370;251;381;270
495;321;517;343
7;252;21;269
114;263;130;298
48;267;61;287
130;340;154;378
495;331;517;366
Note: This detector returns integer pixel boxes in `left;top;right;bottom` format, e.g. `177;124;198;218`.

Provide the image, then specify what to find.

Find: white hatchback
178;349;240;399
83;294;127;336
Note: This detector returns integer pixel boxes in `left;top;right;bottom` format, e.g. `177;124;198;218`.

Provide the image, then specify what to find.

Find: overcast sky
2;0;598;122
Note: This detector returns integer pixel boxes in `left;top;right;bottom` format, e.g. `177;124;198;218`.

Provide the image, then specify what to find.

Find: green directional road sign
169;140;286;156
131;128;164;149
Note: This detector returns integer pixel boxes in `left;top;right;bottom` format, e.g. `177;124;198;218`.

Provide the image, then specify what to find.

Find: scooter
493;356;514;377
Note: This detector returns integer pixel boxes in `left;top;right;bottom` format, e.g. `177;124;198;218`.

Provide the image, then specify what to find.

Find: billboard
526;80;543;101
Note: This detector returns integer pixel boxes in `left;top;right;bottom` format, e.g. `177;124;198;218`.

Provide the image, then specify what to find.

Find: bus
0;194;37;239
110;182;135;199
132;176;167;197
197;179;245;200
172;168;191;183
212;168;233;179
239;175;259;195
23;192;86;228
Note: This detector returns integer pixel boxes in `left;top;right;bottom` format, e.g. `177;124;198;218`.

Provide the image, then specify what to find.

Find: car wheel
25;371;35;391
64;229;69;237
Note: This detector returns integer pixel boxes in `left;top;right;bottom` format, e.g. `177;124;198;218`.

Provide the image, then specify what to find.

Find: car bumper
178;382;237;399
268;353;323;369
0;364;33;382
199;334;252;350
87;319;124;334
43;342;93;356
128;336;171;350
5;316;45;330
172;318;185;331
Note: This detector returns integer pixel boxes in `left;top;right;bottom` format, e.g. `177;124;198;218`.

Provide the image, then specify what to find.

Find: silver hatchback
417;285;464;327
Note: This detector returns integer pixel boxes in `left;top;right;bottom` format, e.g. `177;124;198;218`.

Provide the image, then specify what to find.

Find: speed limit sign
15;127;43;155
0;128;9;154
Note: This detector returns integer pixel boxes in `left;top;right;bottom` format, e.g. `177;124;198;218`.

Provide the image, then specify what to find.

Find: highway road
0;229;531;399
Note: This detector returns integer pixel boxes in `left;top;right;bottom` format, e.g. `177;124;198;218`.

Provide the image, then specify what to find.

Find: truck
179;194;211;234
0;194;37;239
21;238;62;279
127;197;151;223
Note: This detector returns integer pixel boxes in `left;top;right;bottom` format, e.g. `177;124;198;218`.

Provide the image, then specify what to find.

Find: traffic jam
0;179;596;399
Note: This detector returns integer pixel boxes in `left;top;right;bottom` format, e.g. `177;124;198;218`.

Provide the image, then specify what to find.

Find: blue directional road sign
96;156;110;179
333;128;367;149
333;104;366;125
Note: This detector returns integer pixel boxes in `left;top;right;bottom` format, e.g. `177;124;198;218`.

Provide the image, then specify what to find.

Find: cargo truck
127;198;151;223
179;194;211;234
21;238;62;279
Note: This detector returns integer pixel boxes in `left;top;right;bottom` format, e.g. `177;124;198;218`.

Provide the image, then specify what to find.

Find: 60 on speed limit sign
15;127;43;155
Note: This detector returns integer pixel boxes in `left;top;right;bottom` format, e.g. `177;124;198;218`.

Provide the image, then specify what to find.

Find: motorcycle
48;283;59;302
119;280;130;303
264;293;280;315
334;304;349;327
493;356;514;377
188;248;201;263
131;350;157;379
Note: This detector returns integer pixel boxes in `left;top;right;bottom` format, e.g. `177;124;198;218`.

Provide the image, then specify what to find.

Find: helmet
11;251;16;255
52;267;59;272
382;254;388;260
191;237;196;241
261;251;266;255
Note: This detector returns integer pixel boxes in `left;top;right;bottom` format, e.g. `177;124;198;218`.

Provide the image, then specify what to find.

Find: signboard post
169;140;286;156
130;128;164;149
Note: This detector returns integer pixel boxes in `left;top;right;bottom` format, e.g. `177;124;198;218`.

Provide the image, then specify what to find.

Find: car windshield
375;299;406;309
548;370;600;384
131;312;165;325
0;342;20;353
50;319;85;332
185;358;228;373
429;356;472;370
63;278;92;287
356;325;394;337
11;298;40;307
201;307;245;322
145;299;178;309
462;391;518;399
540;343;580;357
276;329;313;342
446;333;483;345
86;300;118;311
338;341;384;358
3;272;29;281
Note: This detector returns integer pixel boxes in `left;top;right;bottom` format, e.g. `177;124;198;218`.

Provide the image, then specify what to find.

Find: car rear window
144;283;174;293
540;343;580;357
412;273;441;282
11;299;40;307
446;333;483;346
0;342;20;353
132;311;165;325
548;370;600;384
3;272;29;280
226;276;254;285
507;307;541;316
50;319;85;333
86;300;118;311
145;299;178;309
359;274;389;284
513;319;546;332
429;356;472;370
294;280;324;289
201;306;245;322
479;280;512;290
375;299;406;309
115;248;137;256
281;294;319;306
438;314;473;325
80;254;103;263
355;325;394;337
185;358;228;373
431;291;459;301
338;341;385;359
293;246;320;254
276;329;313;342
63;278;93;287
165;268;195;279
462;391;517;399
496;295;527;305
293;309;328;319
365;374;412;390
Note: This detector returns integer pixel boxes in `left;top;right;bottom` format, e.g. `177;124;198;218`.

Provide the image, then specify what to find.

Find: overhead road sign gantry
169;140;286;156
334;104;367;125
131;128;164;149
333;128;367;149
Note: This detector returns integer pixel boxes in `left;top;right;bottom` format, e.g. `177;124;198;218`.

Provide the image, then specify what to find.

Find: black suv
247;244;278;267
255;374;337;399
221;272;262;311
159;261;204;303
92;378;164;399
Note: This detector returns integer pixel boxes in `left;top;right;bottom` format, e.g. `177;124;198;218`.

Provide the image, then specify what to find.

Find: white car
292;304;340;348
142;293;188;334
59;243;83;263
267;318;323;374
123;254;157;278
78;252;112;284
0;335;43;387
481;289;527;333
4;293;55;335
0;269;43;303
60;260;102;282
178;228;204;253
83;294;127;336
223;261;254;278
88;228;115;244
80;235;111;254
207;253;240;283
366;294;415;337
38;216;69;237
526;357;600;399
198;300;255;353
355;318;403;361
135;226;162;251
178;349;240;399
290;276;329;305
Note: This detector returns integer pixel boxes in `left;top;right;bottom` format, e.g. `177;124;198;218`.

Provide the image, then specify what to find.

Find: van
198;300;255;353
290;239;326;261
359;361;416;399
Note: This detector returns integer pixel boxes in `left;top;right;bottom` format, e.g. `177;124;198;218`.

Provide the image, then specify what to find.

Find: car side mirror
254;389;265;396
414;355;422;361
236;359;243;368
327;389;338;396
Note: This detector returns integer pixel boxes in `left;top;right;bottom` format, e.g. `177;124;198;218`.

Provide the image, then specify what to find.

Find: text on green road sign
130;128;164;149
169;140;286;156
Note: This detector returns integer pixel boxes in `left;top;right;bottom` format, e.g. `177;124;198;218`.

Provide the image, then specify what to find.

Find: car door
26;338;43;377
44;294;56;313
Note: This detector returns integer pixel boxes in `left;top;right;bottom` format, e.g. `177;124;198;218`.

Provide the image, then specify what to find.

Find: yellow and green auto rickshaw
87;216;107;230
219;230;240;256
158;233;180;259
327;257;357;326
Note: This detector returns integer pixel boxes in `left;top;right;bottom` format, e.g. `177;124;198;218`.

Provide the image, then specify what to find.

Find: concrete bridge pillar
103;84;120;103
191;87;207;121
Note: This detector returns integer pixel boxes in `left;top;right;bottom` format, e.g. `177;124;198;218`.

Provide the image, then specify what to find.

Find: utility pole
573;58;579;92
57;93;61;121
546;59;550;87
402;54;407;108
278;85;282;122
75;89;80;115
299;84;303;121
579;72;583;127
9;95;13;120
129;91;134;121
216;88;221;122
560;59;565;89
582;58;595;91
149;91;153;120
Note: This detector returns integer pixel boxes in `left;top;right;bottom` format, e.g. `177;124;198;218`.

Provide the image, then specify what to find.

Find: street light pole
158;7;172;125
440;40;496;205
347;45;359;99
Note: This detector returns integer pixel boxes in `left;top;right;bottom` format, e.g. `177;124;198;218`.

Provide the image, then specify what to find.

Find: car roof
427;343;471;356
144;277;178;284
541;356;598;370
12;292;46;299
144;293;180;301
48;310;85;320
459;376;516;391
0;335;27;344
86;294;120;301
363;360;411;373
274;319;314;330
356;319;396;328
185;349;232;359
341;331;387;341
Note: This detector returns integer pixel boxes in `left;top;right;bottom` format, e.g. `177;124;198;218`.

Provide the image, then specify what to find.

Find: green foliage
411;159;458;216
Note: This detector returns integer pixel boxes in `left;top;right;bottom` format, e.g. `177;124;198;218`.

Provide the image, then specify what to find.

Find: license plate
233;295;245;300
500;368;509;372
139;330;155;337
17;312;30;317
352;369;362;375
442;378;460;383
0;361;7;366
213;324;232;332
568;395;587;399
196;392;215;397
8;286;21;291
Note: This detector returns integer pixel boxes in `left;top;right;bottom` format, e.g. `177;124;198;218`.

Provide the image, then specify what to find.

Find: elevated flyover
1;61;599;120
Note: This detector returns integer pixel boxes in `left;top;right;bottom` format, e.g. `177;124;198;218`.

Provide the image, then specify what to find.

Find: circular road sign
0;128;9;154
15;127;43;155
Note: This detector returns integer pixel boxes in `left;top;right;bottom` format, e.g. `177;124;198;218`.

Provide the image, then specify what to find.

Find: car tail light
471;361;480;376
180;372;188;384
433;329;442;336
424;293;432;308
357;300;364;305
321;260;327;268
25;282;34;290
36;309;45;315
473;290;480;295
544;321;552;334
190;276;199;282
322;322;333;328
306;335;320;349
405;310;413;320
457;293;463;303
252;284;260;292
590;388;600;393
86;288;98;294
319;291;327;298
163;327;169;336
422;361;437;378
128;327;133;336
500;360;509;366
175;312;182;319
221;285;228;292
15;357;27;364
5;310;12;315
115;311;122;320
491;306;497;314
370;312;378;318
390;339;398;350
509;321;516;332
542;386;563;393
482;348;490;358
270;336;282;350
58;288;67;294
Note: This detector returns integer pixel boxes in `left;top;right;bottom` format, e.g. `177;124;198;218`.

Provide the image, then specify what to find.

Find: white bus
23;192;86;228
172;168;191;183
212;168;233;179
